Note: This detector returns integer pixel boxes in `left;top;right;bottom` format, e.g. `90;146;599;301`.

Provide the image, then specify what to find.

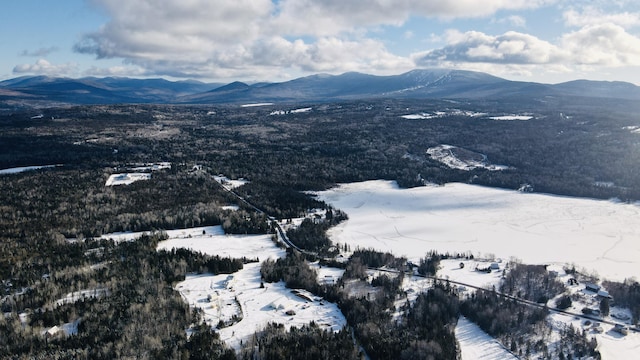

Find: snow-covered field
128;162;171;171
55;288;110;307
105;173;151;186
437;259;505;290
241;103;274;107
489;115;533;121
270;107;313;116
0;164;57;175
154;226;347;352
400;110;486;120
213;175;249;189
427;145;510;171
456;317;518;360
316;180;640;282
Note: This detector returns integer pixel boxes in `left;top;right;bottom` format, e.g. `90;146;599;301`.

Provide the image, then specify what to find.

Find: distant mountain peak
1;69;639;106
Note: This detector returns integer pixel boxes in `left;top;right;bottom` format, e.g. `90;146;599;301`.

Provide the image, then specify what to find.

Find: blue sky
2;0;640;84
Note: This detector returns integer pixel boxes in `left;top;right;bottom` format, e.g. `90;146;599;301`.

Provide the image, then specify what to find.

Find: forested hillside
1;97;638;358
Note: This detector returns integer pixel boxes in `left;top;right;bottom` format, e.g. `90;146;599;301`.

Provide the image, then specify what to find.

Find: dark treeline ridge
3;99;640;205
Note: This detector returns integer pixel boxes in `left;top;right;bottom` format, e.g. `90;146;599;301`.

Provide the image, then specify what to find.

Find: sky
2;0;640;84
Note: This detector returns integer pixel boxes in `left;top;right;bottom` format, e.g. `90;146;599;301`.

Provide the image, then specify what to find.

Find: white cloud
58;0;640;83
74;0;555;80
502;15;527;28
83;65;149;78
272;0;553;35
561;23;640;66
416;22;640;68
415;30;567;65
564;7;640;29
19;47;59;57
13;59;79;76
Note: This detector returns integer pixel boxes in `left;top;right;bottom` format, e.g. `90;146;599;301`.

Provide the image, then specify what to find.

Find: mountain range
1;69;640;107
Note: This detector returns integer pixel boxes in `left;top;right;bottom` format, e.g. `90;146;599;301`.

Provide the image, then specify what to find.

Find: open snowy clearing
0;164;57;175
127;162;171;172
436;259;505;290
270;107;314;115
153;226;346;352
316;180;640;282
489;115;533;121
105;173;151;186
240;103;274;107
400;109;487;120
623;125;640;134
156;226;278;260
456;316;518;360
55;288;110;307
176;265;346;352
427;145;510;171
213;175;249;189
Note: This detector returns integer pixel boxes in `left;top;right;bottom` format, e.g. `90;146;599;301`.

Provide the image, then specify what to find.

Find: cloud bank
11;0;640;83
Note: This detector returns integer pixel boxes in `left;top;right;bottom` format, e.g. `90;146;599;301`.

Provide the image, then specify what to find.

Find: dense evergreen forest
1;98;639;358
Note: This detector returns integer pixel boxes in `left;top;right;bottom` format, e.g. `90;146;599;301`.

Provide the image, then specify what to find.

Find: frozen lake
316;181;640;282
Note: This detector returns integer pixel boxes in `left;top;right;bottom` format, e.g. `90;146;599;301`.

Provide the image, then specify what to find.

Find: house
597;290;613;299
585;283;601;293
613;324;629;336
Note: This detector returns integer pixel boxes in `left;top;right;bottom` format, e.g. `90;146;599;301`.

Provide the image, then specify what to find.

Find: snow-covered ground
316;180;640;359
400;110;487;120
154;226;347;352
489;115;533;121
290;107;312;113
270;107;313;116
427;145;510;171
176;267;346;352
105;173;151;186
316;180;640;282
623;125;640;134
55;288;110;307
213;175;249;189
240;103;274;107
42;319;80;338
128;162;171;171
437;259;505;290
456;317;518;360
156;226;277;260
0;164;57;175
309;261;345;285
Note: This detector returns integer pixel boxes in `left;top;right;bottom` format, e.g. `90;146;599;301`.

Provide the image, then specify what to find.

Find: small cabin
597;290;613;299
585;283;601;293
613;324;629;336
